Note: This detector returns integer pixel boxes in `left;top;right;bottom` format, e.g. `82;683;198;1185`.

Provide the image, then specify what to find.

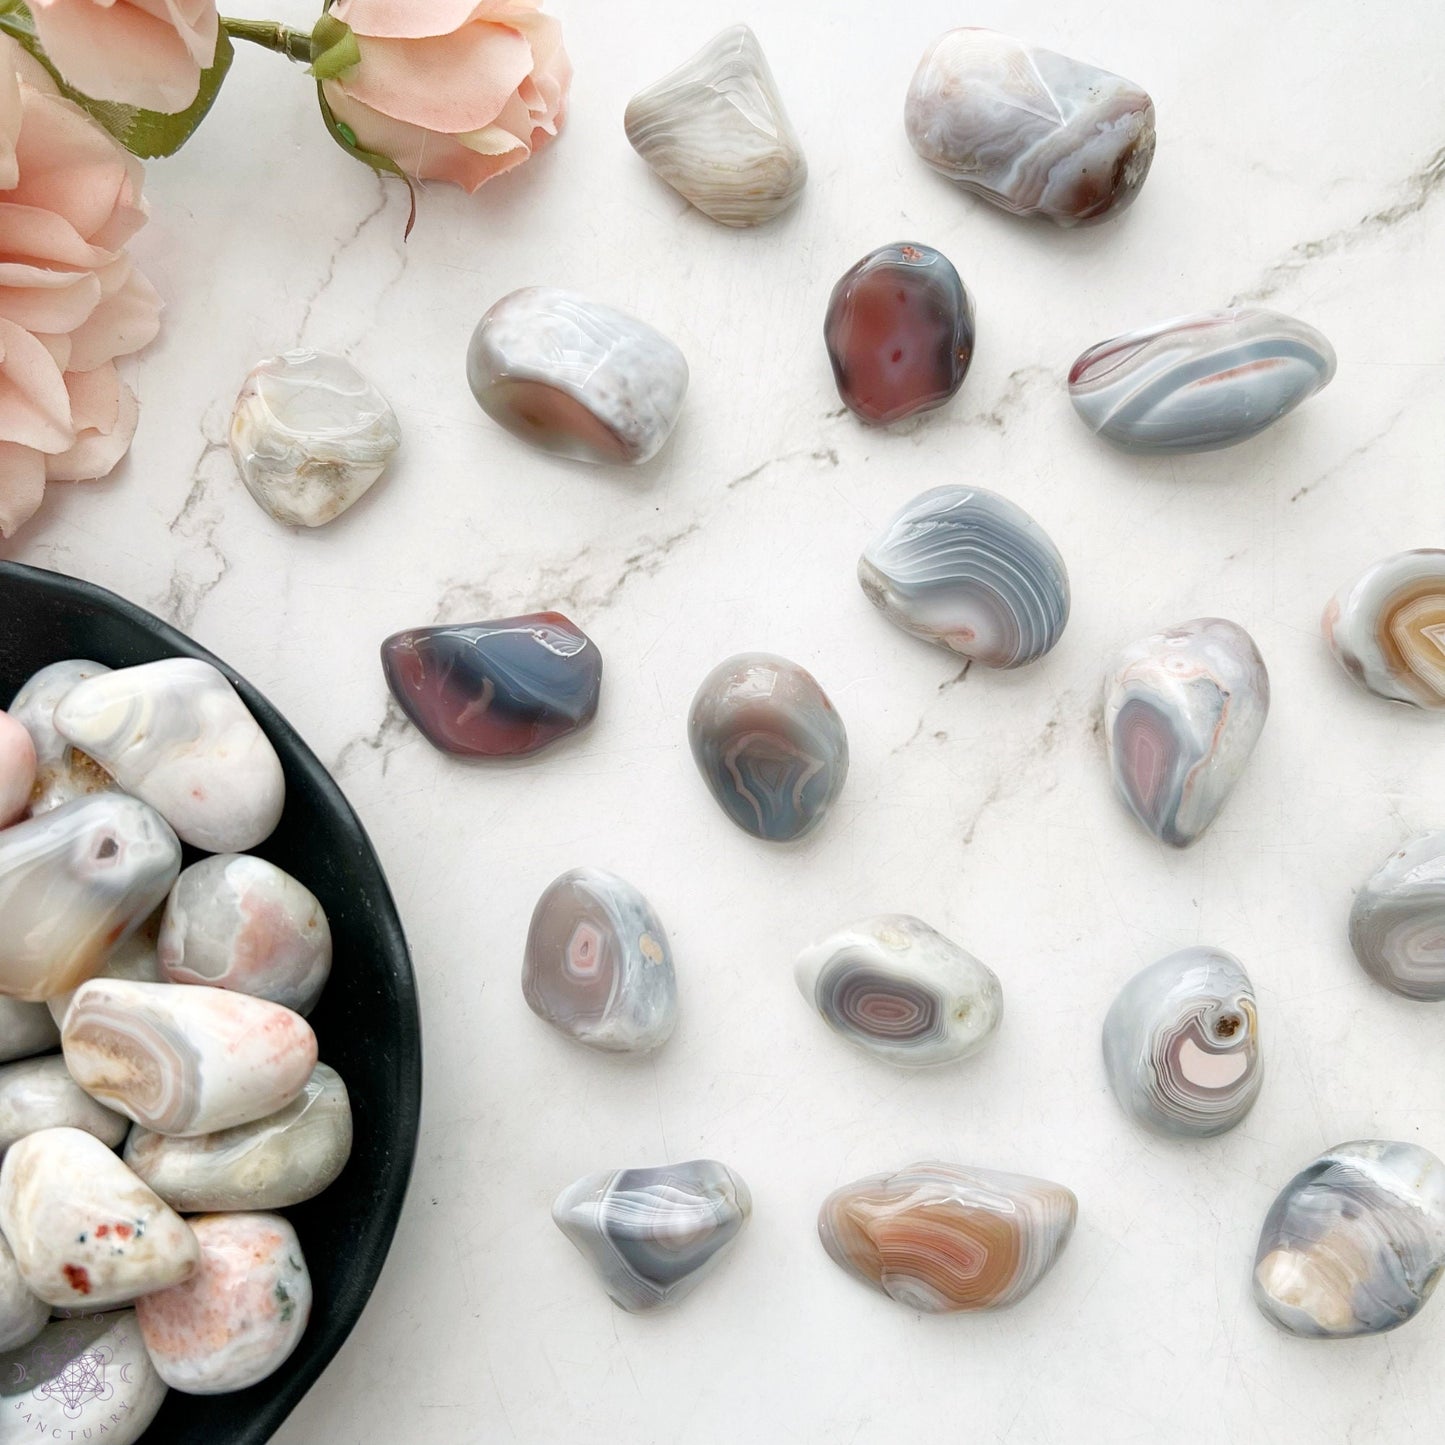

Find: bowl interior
0;560;422;1444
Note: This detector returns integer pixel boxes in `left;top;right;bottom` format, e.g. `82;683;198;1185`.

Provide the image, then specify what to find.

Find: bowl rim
0;558;424;1441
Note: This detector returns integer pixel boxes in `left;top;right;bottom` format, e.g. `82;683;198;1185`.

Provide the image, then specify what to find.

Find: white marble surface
7;0;1445;1438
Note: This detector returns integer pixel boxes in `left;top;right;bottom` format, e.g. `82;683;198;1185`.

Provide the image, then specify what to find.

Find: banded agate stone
523;868;677;1053
904;29;1155;226
795;915;1001;1067
0;1127;199;1309
0;1001;58;1065
553;1159;751;1312
1349;833;1445;1001
687;652;848;842
824;243;974;425
230;349;401;527
1102;948;1261;1138
383;612;602;759
1069;308;1336;452
0;715;33;829
1104;618;1269;848
624;25;806;228
1323;550;1445;709
818;1161;1076;1312
136;1213;311;1393
0;1234;46;1353
0;795;179;1002
160;854;332;1015
1254;1141;1445;1338
63;980;317;1136
6;658;114;815
0;1055;128;1154
859;486;1069;666
467;288;688;465
54;659;285;853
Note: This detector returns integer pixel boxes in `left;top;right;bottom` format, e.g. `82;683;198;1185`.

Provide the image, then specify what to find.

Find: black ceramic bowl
0;560;422;1443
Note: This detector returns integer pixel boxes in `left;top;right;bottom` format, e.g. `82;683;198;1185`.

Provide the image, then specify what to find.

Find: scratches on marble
964;365;1054;432
961;710;1063;847
332;696;411;780
295;175;400;348
727;446;839;490
1289;405;1407;503
890;663;974;755
1236;143;1445;304
157;437;230;630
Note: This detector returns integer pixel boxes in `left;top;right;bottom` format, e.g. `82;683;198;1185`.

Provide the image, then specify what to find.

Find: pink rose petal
66;256;160;371
0;441;47;536
0;42;21;191
0;264;102;336
29;0;218;113
46;364;137;481
0;315;74;453
332;0;539;40
335;24;534;133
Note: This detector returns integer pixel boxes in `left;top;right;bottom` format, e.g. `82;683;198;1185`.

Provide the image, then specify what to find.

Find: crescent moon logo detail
9;1362;25;1386
119;1363;133;1385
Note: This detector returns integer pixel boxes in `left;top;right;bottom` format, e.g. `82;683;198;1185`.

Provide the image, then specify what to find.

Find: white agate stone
47;916;162;1029
0;796;180;1002
7;659;114;816
136;1212;310;1394
0;1309;166;1443
467;287;689;465
0;1235;46;1353
0;1002;58;1066
159;854;331;1015
795;914;1003;1066
54;659;285;853
0;1057;127;1155
624;24;807;228
0;716;34;829
0;1128;199;1308
125;1062;352;1212
62;980;317;1137
230;349;401;527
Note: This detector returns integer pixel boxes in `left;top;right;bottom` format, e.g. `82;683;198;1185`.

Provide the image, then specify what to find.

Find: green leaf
0;5;235;159
316;81;416;239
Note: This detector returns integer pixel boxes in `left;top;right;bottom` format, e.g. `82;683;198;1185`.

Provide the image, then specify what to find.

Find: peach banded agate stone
818;1161;1076;1312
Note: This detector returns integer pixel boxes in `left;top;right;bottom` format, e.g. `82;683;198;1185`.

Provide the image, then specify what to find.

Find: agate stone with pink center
825;242;974;425
523;867;677;1053
382;612;601;759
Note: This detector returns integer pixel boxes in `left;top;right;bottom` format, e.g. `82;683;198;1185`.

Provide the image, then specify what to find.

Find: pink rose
0;38;160;537
323;0;571;193
27;0;219;113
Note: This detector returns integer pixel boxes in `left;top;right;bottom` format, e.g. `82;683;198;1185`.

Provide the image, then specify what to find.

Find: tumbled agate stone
1104;618;1269;848
1102;948;1261;1138
1323;550;1445;710
905;29;1155;226
54;659;285;853
825;243;974;425
0;1234;46;1353
47;913;162;1028
0;1055;128;1154
160;854;332;1015
0;715;33;830
0;1000;58;1066
125;1062;352;1212
1254;1140;1445;1338
859;485;1069;666
63;979;317;1136
553;1159;750;1312
523;868;677;1053
0;1310;166;1444
382;612;601;759
688;652;848;842
467;287;689;465
624;24;806;228
795;915;1001;1067
1349;833;1445;1000
0;795;179;1002
818;1162;1076;1312
136;1213;311;1394
7;658;114;815
0;1127;199;1308
230;349;401;527
1069;308;1337;452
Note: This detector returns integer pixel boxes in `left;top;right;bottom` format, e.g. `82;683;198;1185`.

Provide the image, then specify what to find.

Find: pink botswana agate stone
824;242;975;425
